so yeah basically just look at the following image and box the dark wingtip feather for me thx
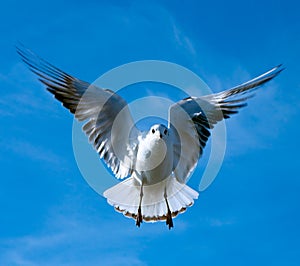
[275,64,285,75]
[264,64,285,80]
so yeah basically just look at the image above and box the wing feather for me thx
[169,65,283,183]
[17,46,140,179]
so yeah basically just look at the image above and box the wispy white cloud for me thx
[206,217,236,227]
[0,138,67,169]
[0,202,151,266]
[0,92,54,117]
[0,62,60,118]
[172,23,196,56]
[190,215,236,228]
[225,81,293,156]
[0,179,196,266]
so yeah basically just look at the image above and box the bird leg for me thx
[136,184,144,227]
[164,188,174,230]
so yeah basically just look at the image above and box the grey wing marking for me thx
[170,65,283,183]
[17,46,140,179]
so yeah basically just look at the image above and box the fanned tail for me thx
[103,176,199,222]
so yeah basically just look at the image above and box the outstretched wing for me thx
[17,46,140,179]
[169,65,284,183]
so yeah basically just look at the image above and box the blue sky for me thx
[0,0,299,265]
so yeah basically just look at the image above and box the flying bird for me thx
[17,46,283,229]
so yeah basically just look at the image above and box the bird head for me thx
[149,124,169,140]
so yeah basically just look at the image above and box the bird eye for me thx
[164,129,167,135]
[152,129,155,134]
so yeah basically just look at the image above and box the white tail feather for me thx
[103,176,199,222]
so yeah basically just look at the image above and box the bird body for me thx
[103,123,198,228]
[135,124,173,185]
[17,46,283,229]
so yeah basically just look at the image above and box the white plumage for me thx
[17,46,283,229]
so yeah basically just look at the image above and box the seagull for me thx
[17,46,283,229]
